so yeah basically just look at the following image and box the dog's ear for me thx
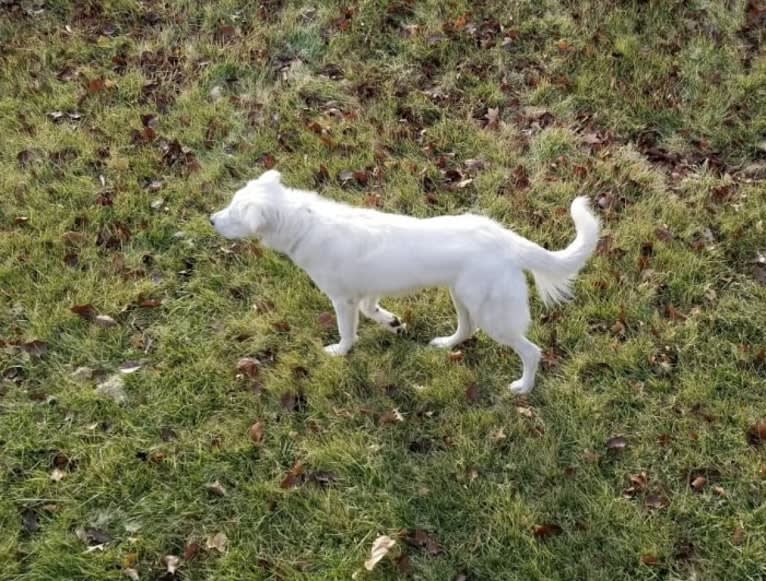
[258,169,281,184]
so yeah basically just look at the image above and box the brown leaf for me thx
[205,480,227,497]
[272,320,290,333]
[214,25,237,44]
[364,193,383,208]
[96,221,132,249]
[315,164,330,186]
[644,494,668,510]
[405,528,443,555]
[236,357,260,379]
[511,164,530,190]
[606,435,627,452]
[448,350,464,362]
[747,420,766,446]
[280,460,306,489]
[655,226,674,242]
[732,526,745,545]
[664,305,687,322]
[86,77,107,94]
[465,383,479,403]
[317,312,336,330]
[20,340,49,357]
[624,471,648,497]
[183,541,201,561]
[280,390,307,413]
[353,169,369,186]
[533,523,562,540]
[249,421,265,445]
[640,554,659,566]
[71,304,98,321]
[379,408,404,425]
[395,553,413,575]
[690,475,706,492]
[261,153,276,169]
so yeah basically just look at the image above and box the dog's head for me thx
[210,170,283,240]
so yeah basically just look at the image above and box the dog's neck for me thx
[257,189,316,262]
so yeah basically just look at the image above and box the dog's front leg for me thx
[323,297,360,356]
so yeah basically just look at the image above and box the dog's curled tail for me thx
[529,196,600,307]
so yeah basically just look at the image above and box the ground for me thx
[1,0,766,579]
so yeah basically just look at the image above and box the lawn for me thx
[1,0,766,579]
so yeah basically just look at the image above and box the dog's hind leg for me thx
[360,297,406,335]
[456,268,541,394]
[324,297,360,356]
[429,289,476,349]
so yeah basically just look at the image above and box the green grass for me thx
[2,0,766,579]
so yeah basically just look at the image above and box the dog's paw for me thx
[429,336,456,349]
[386,317,407,335]
[509,379,533,395]
[323,343,349,356]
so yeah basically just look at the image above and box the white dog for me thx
[210,170,599,394]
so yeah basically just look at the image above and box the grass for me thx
[1,0,766,579]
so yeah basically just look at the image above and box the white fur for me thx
[210,170,600,394]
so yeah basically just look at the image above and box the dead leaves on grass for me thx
[71,304,117,328]
[364,535,396,571]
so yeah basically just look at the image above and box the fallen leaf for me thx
[95,374,127,404]
[379,408,404,425]
[261,153,276,169]
[655,226,674,242]
[280,390,307,412]
[690,475,707,492]
[205,532,228,553]
[624,471,649,497]
[490,427,507,442]
[606,435,627,452]
[76,527,112,546]
[712,485,726,497]
[206,480,227,497]
[280,460,306,489]
[732,526,745,545]
[163,555,180,574]
[118,361,144,374]
[317,312,336,330]
[71,304,98,321]
[236,357,260,379]
[353,169,369,186]
[582,131,603,145]
[747,420,766,446]
[405,528,443,555]
[644,494,668,510]
[533,523,562,540]
[485,107,500,130]
[20,340,49,357]
[69,367,93,381]
[640,554,659,566]
[465,383,479,403]
[94,314,118,328]
[249,421,265,444]
[21,508,40,534]
[183,541,201,561]
[395,553,413,575]
[364,535,396,571]
[50,468,66,482]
